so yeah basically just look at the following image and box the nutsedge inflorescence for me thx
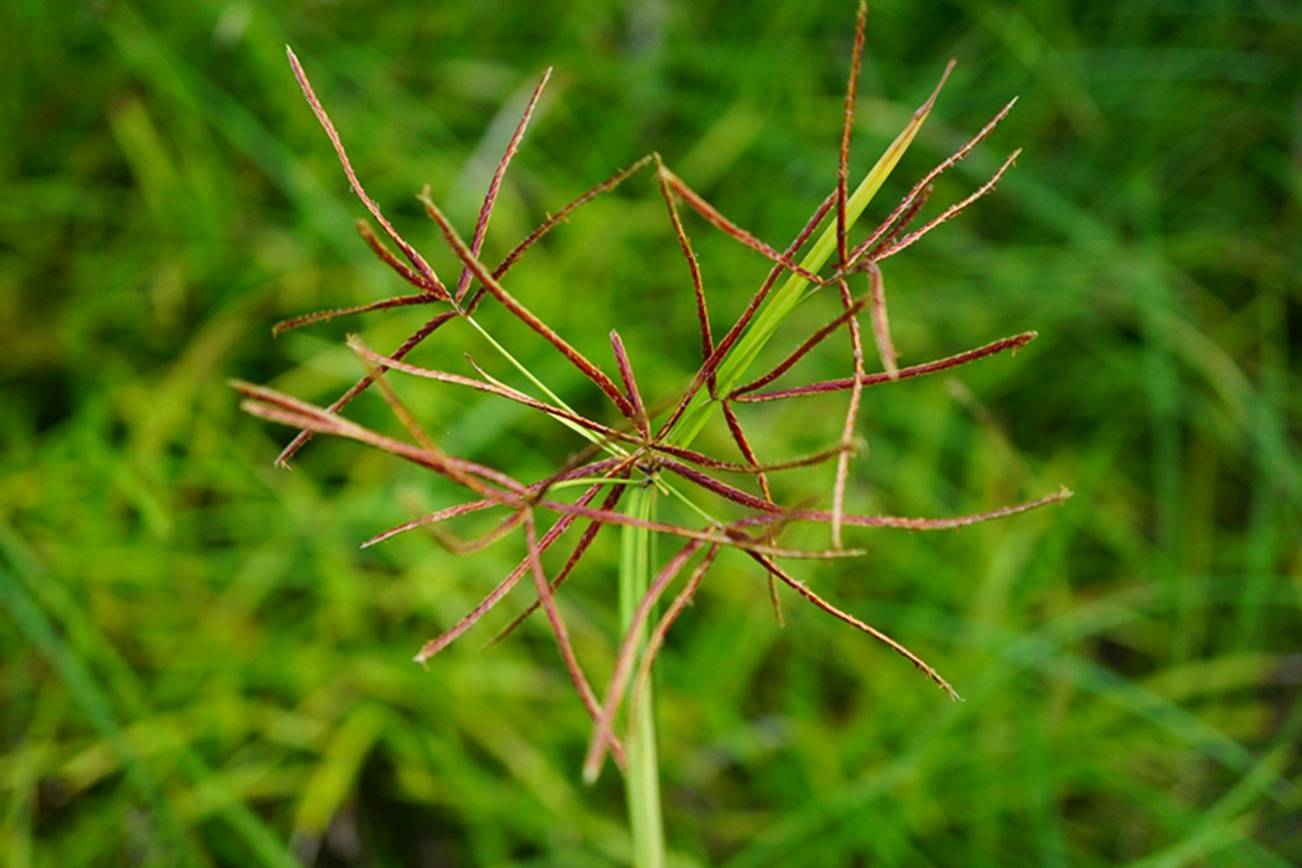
[235,3,1069,783]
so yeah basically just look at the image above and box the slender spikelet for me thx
[873,149,1023,262]
[629,545,720,719]
[846,96,1019,269]
[732,485,1073,532]
[455,68,553,301]
[355,220,440,292]
[658,169,825,286]
[864,262,899,378]
[730,294,872,397]
[829,282,865,550]
[522,511,627,766]
[610,330,650,438]
[494,155,655,277]
[657,458,782,513]
[734,332,1038,402]
[583,539,705,782]
[272,294,437,337]
[361,499,501,550]
[829,2,871,549]
[837,2,869,270]
[286,46,446,296]
[863,183,933,259]
[746,552,959,699]
[655,160,714,384]
[720,401,772,501]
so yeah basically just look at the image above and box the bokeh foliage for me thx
[1,0,1298,864]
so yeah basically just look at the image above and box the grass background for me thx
[2,0,1299,864]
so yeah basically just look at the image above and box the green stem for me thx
[619,485,664,868]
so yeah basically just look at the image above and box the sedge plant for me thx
[236,5,1069,864]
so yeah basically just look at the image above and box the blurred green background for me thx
[2,0,1299,864]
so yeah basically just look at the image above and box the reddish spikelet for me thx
[734,332,1038,403]
[745,552,960,699]
[864,183,933,259]
[355,220,440,293]
[455,68,553,302]
[655,161,714,385]
[235,380,528,498]
[583,539,705,782]
[828,274,866,549]
[733,485,1073,533]
[494,156,655,277]
[729,294,871,398]
[361,499,501,550]
[864,262,899,378]
[272,294,437,336]
[628,543,721,726]
[610,330,650,438]
[846,96,1019,269]
[286,46,446,297]
[720,401,772,502]
[658,169,825,286]
[830,2,870,550]
[873,149,1023,262]
[837,2,868,269]
[658,458,781,513]
[522,511,628,767]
